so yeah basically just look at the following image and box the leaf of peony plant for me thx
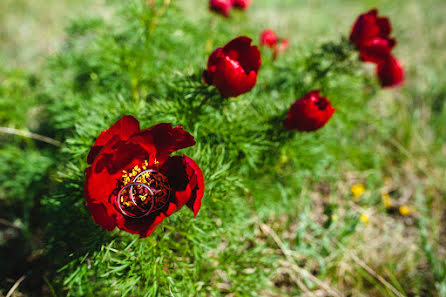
[84,116,204,237]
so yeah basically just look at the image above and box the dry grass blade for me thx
[260,223,344,297]
[329,236,406,297]
[6,275,26,297]
[0,127,61,146]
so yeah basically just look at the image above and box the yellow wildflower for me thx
[351,184,365,199]
[360,213,369,225]
[399,205,411,216]
[381,193,392,209]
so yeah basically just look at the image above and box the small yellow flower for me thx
[212,198,217,202]
[360,213,369,225]
[381,193,392,209]
[399,205,411,216]
[351,184,365,199]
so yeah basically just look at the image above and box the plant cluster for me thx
[1,0,445,296]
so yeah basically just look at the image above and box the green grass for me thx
[0,0,445,296]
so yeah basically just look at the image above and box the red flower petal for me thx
[128,123,195,166]
[212,56,258,97]
[210,0,232,17]
[359,37,393,64]
[223,36,261,73]
[87,115,140,164]
[165,155,205,216]
[377,55,404,87]
[85,164,123,233]
[376,16,392,38]
[118,202,177,237]
[183,156,205,216]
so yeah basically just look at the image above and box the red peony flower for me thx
[260,30,278,48]
[210,0,233,17]
[203,36,261,98]
[260,30,289,60]
[350,9,404,87]
[232,0,251,10]
[284,90,336,132]
[349,9,393,50]
[84,116,205,237]
[377,55,404,87]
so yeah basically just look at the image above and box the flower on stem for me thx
[203,36,261,98]
[260,29,289,59]
[260,30,278,48]
[284,90,336,132]
[210,0,233,17]
[349,9,404,87]
[84,116,204,237]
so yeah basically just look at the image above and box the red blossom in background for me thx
[260,29,289,59]
[260,30,278,48]
[350,9,393,50]
[284,90,336,132]
[210,0,233,17]
[203,36,261,98]
[350,9,404,87]
[232,0,251,10]
[209,0,251,17]
[84,116,204,237]
[377,55,404,87]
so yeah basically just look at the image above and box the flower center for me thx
[116,160,171,218]
[314,97,329,111]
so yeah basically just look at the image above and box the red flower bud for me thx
[260,30,289,60]
[203,36,261,98]
[210,0,233,17]
[260,30,278,48]
[284,90,336,132]
[377,55,404,87]
[84,116,205,237]
[233,0,251,10]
